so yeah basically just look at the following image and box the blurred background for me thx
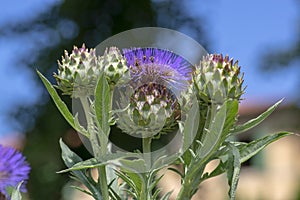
[0,0,299,199]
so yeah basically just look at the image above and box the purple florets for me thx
[123,47,193,92]
[0,144,30,199]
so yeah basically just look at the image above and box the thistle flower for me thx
[54,44,128,97]
[193,54,244,104]
[0,145,30,199]
[115,48,192,137]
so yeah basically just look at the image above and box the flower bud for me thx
[54,44,101,97]
[193,54,244,104]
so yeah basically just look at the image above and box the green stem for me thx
[98,166,110,200]
[140,137,152,200]
[143,137,152,161]
[80,96,110,200]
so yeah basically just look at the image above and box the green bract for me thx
[54,45,128,97]
[193,54,244,104]
[99,47,129,88]
[54,44,101,97]
[116,83,180,138]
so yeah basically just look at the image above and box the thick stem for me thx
[98,166,110,200]
[80,96,109,200]
[142,137,152,163]
[140,137,152,200]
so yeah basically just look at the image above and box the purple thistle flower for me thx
[0,144,30,199]
[115,48,193,137]
[123,47,193,92]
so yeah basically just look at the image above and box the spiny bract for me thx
[193,54,244,104]
[54,44,128,97]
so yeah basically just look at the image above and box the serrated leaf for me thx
[37,71,79,132]
[230,99,283,135]
[59,139,102,199]
[227,143,241,200]
[94,72,111,135]
[239,132,291,163]
[58,151,142,173]
[203,132,291,181]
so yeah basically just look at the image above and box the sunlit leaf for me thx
[59,139,102,199]
[37,71,78,132]
[226,143,240,200]
[239,131,291,163]
[198,102,227,159]
[94,72,111,135]
[230,99,283,135]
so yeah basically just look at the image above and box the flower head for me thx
[115,48,192,137]
[193,54,244,104]
[0,145,30,199]
[123,48,192,92]
[54,44,100,97]
[54,44,128,97]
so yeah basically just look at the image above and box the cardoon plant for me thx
[37,28,291,200]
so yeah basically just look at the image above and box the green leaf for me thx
[125,172,144,192]
[182,98,200,151]
[37,71,79,133]
[94,72,111,135]
[10,181,23,200]
[180,97,200,166]
[227,143,241,200]
[58,151,143,173]
[203,132,291,181]
[239,132,291,163]
[222,100,238,138]
[198,102,227,159]
[230,99,283,135]
[160,191,173,200]
[59,139,102,199]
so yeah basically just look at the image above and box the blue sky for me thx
[195,0,299,105]
[0,0,299,137]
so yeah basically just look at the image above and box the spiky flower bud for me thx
[193,54,244,104]
[54,45,128,97]
[99,47,129,87]
[114,48,192,137]
[54,44,101,97]
[116,82,180,137]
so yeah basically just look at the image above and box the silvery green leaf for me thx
[59,139,102,199]
[203,132,291,180]
[37,70,78,132]
[58,151,142,173]
[222,100,238,138]
[11,181,23,200]
[226,143,241,200]
[182,98,199,164]
[198,102,227,159]
[230,99,283,135]
[239,131,291,163]
[94,72,111,135]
